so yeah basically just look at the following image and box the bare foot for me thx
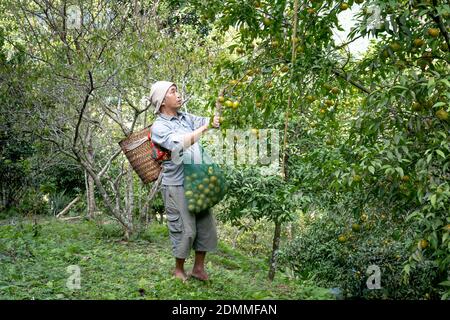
[189,269,209,281]
[173,269,188,282]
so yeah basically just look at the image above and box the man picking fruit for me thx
[148,80,220,282]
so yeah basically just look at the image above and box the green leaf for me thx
[430,194,437,207]
[442,232,448,244]
[432,101,446,108]
[439,280,450,287]
[406,210,421,221]
[440,79,450,88]
[436,150,445,159]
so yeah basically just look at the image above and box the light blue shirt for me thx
[151,111,209,185]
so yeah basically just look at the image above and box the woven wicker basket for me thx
[119,125,170,184]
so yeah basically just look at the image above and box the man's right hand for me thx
[211,115,220,128]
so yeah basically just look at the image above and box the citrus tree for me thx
[185,0,449,295]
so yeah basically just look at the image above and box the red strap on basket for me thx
[148,129,170,161]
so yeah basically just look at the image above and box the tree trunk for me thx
[0,183,5,210]
[267,0,298,282]
[141,172,162,227]
[123,164,134,241]
[86,130,96,218]
[56,196,80,218]
[78,155,133,235]
[87,174,96,216]
[124,163,134,236]
[268,220,282,281]
[232,228,242,249]
[138,183,142,219]
[85,168,96,218]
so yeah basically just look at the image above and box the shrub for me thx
[278,209,444,299]
[16,189,50,216]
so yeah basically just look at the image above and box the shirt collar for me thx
[159,110,185,121]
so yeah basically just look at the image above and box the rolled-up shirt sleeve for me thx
[151,122,183,153]
[186,112,209,130]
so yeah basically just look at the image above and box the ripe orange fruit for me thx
[390,42,401,52]
[263,17,272,26]
[419,239,429,249]
[427,28,439,37]
[351,223,361,232]
[413,38,425,47]
[436,109,448,121]
[340,3,349,10]
[306,95,316,102]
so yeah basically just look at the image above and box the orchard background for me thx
[0,0,449,299]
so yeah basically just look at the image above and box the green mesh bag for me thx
[183,145,227,215]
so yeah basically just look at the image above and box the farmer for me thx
[149,80,220,281]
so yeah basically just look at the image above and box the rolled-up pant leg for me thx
[161,185,217,259]
[193,208,217,253]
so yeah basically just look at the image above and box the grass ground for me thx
[0,216,333,300]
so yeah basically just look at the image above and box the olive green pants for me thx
[161,185,218,259]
